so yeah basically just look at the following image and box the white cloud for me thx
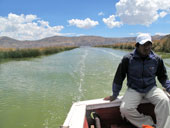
[155,32,170,36]
[38,20,50,27]
[159,11,167,18]
[68,18,99,29]
[129,33,136,36]
[103,15,123,28]
[0,13,64,40]
[115,0,170,26]
[98,12,104,16]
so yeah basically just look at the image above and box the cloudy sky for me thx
[0,0,170,40]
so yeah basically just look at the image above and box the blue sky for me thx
[0,0,170,40]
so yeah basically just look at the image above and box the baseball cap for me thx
[136,33,152,45]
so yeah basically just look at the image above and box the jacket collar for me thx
[132,49,155,59]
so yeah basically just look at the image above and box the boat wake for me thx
[99,49,122,58]
[77,50,88,101]
[71,49,88,102]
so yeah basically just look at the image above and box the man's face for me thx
[138,41,152,56]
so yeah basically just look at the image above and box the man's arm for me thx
[112,56,129,98]
[104,55,129,101]
[156,57,170,93]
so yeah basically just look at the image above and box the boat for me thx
[60,96,156,128]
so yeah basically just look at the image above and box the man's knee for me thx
[120,104,135,116]
[158,95,169,105]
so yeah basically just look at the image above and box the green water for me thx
[0,47,170,128]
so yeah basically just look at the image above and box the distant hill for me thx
[0,35,163,49]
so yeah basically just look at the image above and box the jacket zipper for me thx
[142,60,144,87]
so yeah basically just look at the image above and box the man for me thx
[104,33,170,128]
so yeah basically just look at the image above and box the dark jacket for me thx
[112,49,170,98]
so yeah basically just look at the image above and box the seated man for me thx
[104,33,170,128]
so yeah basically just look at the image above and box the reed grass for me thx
[0,46,77,60]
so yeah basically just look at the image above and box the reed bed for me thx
[0,46,77,60]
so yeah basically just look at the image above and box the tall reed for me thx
[0,46,77,60]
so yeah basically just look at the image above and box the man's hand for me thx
[163,88,170,94]
[163,88,170,98]
[104,96,116,101]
